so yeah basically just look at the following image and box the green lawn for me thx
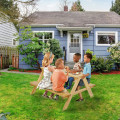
[0,72,120,120]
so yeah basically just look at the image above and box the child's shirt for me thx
[51,69,68,91]
[83,63,91,78]
[73,62,81,70]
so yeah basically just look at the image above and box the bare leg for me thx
[77,86,83,99]
[43,90,48,96]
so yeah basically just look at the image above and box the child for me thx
[51,58,69,100]
[37,52,54,98]
[64,53,82,89]
[76,53,92,101]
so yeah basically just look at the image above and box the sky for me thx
[36,0,115,11]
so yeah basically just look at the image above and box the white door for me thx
[67,32,82,62]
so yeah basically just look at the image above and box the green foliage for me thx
[70,0,84,11]
[86,49,96,63]
[17,26,45,69]
[8,67,17,71]
[110,0,120,15]
[45,39,63,64]
[92,57,114,73]
[0,0,20,29]
[107,42,120,63]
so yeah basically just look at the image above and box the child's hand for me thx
[48,66,55,72]
[81,74,86,79]
[65,66,69,71]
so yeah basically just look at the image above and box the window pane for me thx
[44,32,52,39]
[108,35,115,44]
[13,40,16,45]
[98,35,115,44]
[35,33,43,39]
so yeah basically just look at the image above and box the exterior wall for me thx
[83,27,120,58]
[0,22,18,47]
[19,27,67,69]
[19,26,120,69]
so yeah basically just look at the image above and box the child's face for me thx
[73,55,80,63]
[84,55,90,63]
[58,61,64,69]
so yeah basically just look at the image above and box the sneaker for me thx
[49,95,54,99]
[66,86,71,89]
[76,98,84,102]
[42,94,49,98]
[54,95,59,100]
[64,85,68,88]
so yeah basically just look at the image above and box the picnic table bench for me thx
[30,67,95,111]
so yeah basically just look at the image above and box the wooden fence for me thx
[0,46,19,69]
[12,55,19,69]
[0,54,9,69]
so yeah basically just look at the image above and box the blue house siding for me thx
[83,27,120,58]
[19,26,120,69]
[19,27,67,69]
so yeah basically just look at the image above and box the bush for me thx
[92,57,114,73]
[86,49,96,64]
[43,39,63,64]
[8,67,17,71]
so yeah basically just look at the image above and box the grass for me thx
[0,72,120,120]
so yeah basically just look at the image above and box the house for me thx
[19,10,120,69]
[0,17,18,47]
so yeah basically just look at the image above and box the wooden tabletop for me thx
[68,72,83,78]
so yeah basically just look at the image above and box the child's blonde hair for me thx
[42,52,54,67]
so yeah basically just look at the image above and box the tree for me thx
[0,0,39,30]
[47,39,63,64]
[110,0,120,15]
[70,0,84,11]
[0,0,20,28]
[16,26,45,69]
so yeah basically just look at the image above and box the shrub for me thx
[43,39,63,64]
[86,49,96,64]
[8,67,17,71]
[92,57,114,73]
[107,42,120,63]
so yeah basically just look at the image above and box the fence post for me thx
[1,54,2,69]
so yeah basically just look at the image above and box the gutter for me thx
[56,26,93,31]
[86,24,120,28]
[23,24,64,27]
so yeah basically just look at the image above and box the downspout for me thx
[93,25,95,55]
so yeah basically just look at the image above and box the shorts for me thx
[78,78,90,86]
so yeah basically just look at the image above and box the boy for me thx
[76,53,92,101]
[51,58,69,99]
[64,53,82,89]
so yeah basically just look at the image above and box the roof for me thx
[20,11,120,28]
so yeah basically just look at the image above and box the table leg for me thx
[83,78,93,97]
[63,78,80,111]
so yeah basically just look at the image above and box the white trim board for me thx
[96,31,118,46]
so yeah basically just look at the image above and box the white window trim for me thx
[33,31,54,42]
[96,31,118,46]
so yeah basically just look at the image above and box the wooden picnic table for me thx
[30,68,95,111]
[63,72,95,110]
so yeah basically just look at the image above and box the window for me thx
[34,31,54,43]
[13,39,16,46]
[96,31,118,46]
